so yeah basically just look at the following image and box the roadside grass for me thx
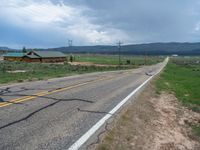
[0,61,135,84]
[156,59,200,108]
[74,54,164,66]
[192,125,200,137]
[156,57,200,137]
[0,55,164,84]
[97,57,200,149]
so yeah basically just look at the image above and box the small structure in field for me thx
[3,51,66,63]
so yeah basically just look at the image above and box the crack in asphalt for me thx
[1,93,94,103]
[0,93,25,105]
[77,108,113,115]
[0,98,93,130]
[0,88,11,95]
[0,79,99,97]
[85,107,124,150]
[0,87,31,95]
[75,107,120,150]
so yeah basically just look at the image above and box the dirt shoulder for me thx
[68,61,117,67]
[69,61,134,67]
[90,80,200,150]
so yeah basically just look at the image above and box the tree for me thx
[22,46,27,53]
[70,55,74,62]
[126,59,131,65]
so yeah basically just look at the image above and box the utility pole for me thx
[144,50,147,65]
[117,41,122,66]
[68,40,73,47]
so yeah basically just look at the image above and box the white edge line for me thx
[68,58,168,150]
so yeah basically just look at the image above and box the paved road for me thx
[0,60,167,150]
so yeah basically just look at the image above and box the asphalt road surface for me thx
[0,60,167,150]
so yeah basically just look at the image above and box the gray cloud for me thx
[61,0,200,43]
[1,0,200,48]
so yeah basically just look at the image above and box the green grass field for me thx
[74,54,164,66]
[0,61,130,84]
[156,57,200,136]
[0,55,164,84]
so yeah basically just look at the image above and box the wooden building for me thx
[3,53,26,61]
[3,51,67,63]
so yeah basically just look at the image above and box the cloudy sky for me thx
[0,0,200,48]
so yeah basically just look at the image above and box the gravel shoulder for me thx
[92,79,200,150]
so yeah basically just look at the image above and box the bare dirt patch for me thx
[150,93,200,150]
[69,61,117,67]
[69,61,93,66]
[7,70,28,73]
[92,81,200,150]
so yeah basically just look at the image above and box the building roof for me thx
[3,51,66,59]
[27,51,66,58]
[24,55,40,58]
[3,53,26,57]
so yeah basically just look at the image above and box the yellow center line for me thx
[0,76,115,108]
[0,91,48,107]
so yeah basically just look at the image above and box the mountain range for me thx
[47,42,200,55]
[1,42,200,55]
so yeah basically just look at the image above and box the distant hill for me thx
[0,47,11,51]
[47,42,200,55]
[0,47,12,54]
[1,42,200,55]
[0,47,18,55]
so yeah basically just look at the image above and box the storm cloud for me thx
[0,0,200,48]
